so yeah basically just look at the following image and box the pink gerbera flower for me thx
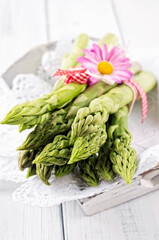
[77,43,133,85]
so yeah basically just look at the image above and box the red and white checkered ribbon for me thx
[124,78,148,123]
[53,67,148,123]
[53,68,89,84]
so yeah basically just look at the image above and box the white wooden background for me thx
[0,0,159,239]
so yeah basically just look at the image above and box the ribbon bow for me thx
[53,68,89,84]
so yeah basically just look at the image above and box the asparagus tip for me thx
[0,120,5,124]
[17,146,22,151]
[67,158,74,165]
[126,179,131,185]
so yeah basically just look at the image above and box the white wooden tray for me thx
[2,43,159,215]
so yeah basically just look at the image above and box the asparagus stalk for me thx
[78,154,99,187]
[96,138,116,181]
[108,106,137,184]
[61,33,89,70]
[36,164,54,185]
[32,135,71,166]
[98,33,119,49]
[55,163,76,177]
[2,82,86,125]
[69,71,157,164]
[1,34,89,127]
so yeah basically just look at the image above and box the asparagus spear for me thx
[108,106,137,184]
[78,154,99,187]
[18,149,37,170]
[61,53,70,70]
[1,34,89,127]
[69,71,157,164]
[61,33,89,70]
[96,138,116,181]
[55,163,76,177]
[70,125,107,163]
[26,164,36,178]
[98,33,119,49]
[32,135,71,166]
[2,82,86,124]
[36,164,54,185]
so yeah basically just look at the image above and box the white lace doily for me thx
[0,40,159,206]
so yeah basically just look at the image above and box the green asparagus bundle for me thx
[78,154,99,187]
[108,106,137,184]
[96,138,116,181]
[1,32,157,189]
[69,71,157,164]
[1,34,89,128]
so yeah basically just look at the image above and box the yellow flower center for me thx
[97,61,113,75]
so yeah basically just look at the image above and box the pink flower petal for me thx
[109,51,126,64]
[77,56,90,64]
[113,70,133,80]
[77,56,96,66]
[113,63,131,71]
[111,74,127,83]
[92,43,103,62]
[90,49,100,62]
[107,47,123,61]
[102,44,108,61]
[114,57,130,64]
[113,59,131,69]
[83,49,98,64]
[77,57,97,71]
[114,78,122,84]
[110,52,125,64]
[88,76,99,86]
[113,62,131,69]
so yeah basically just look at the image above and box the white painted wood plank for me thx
[0,0,47,75]
[47,0,120,41]
[63,191,159,240]
[0,2,63,239]
[0,181,63,240]
[113,0,159,48]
